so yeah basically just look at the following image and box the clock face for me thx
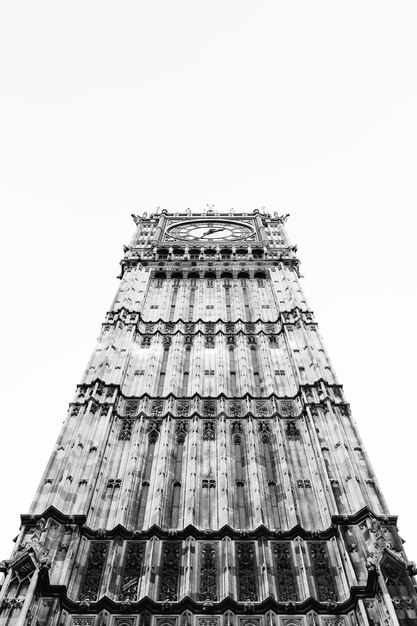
[166,221,254,241]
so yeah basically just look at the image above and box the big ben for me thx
[0,208,416,626]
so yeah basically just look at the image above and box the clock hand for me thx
[203,228,225,236]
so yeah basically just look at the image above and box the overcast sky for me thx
[0,1,416,564]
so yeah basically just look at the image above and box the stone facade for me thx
[0,209,416,626]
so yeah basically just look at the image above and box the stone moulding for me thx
[106,410,344,422]
[74,381,347,407]
[20,506,398,540]
[119,259,301,278]
[36,576,378,616]
[101,314,316,329]
[79,375,339,391]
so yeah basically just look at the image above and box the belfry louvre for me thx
[1,209,416,626]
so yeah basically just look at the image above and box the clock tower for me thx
[1,208,416,626]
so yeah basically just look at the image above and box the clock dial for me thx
[167,221,254,241]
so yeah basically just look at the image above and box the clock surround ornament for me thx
[166,220,255,242]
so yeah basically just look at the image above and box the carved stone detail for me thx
[176,420,187,443]
[239,619,260,626]
[324,619,344,626]
[125,400,139,416]
[258,420,270,443]
[280,400,294,416]
[177,401,190,416]
[156,620,177,626]
[148,419,160,442]
[203,421,215,441]
[272,543,298,600]
[308,542,337,601]
[199,543,217,600]
[229,401,242,416]
[232,421,243,443]
[198,619,219,626]
[119,542,145,601]
[236,543,258,601]
[151,400,164,416]
[79,542,108,601]
[202,478,216,488]
[286,420,300,441]
[159,543,181,601]
[203,401,216,417]
[255,401,268,416]
[118,419,133,441]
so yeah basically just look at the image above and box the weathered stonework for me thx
[0,209,416,626]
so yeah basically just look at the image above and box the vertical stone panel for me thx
[79,542,109,601]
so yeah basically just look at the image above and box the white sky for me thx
[0,1,416,564]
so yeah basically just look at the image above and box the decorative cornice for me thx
[121,256,301,269]
[108,311,314,322]
[106,308,315,322]
[102,321,317,333]
[131,210,288,220]
[101,327,317,338]
[128,245,292,254]
[109,409,345,423]
[21,507,87,527]
[38,576,377,616]
[73,384,347,408]
[79,376,341,393]
[21,506,398,535]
